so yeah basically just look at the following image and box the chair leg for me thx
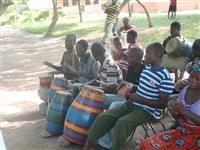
[129,127,137,142]
[147,120,167,136]
[158,120,167,131]
[142,123,149,138]
[148,122,157,135]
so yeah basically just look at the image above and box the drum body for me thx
[166,37,192,58]
[39,74,53,88]
[63,85,104,145]
[48,77,67,103]
[46,90,73,136]
[38,74,53,101]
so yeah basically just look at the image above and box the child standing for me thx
[168,0,177,19]
[102,0,120,44]
[117,17,135,36]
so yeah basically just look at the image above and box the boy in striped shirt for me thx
[102,0,120,44]
[90,42,123,91]
[83,42,174,150]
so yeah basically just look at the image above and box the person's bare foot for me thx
[40,130,52,138]
[57,135,71,147]
[83,139,94,150]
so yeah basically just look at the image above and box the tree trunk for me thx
[77,0,83,22]
[120,0,133,17]
[45,0,58,37]
[0,0,13,17]
[128,0,133,17]
[120,0,128,12]
[136,0,153,27]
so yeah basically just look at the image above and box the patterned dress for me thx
[140,86,200,150]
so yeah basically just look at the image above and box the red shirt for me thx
[113,48,128,61]
[170,0,177,5]
[129,42,141,48]
[123,24,134,31]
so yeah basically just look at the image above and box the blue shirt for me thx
[133,65,174,119]
[79,53,100,83]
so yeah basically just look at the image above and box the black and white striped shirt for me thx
[100,56,123,87]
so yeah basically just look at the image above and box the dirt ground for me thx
[0,26,174,150]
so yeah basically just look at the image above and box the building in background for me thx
[28,0,199,13]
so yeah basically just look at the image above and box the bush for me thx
[34,10,50,21]
[58,9,66,17]
[0,14,16,25]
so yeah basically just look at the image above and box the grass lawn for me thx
[16,13,200,46]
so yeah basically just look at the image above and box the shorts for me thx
[169,5,177,12]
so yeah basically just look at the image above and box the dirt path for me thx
[0,26,174,150]
[0,26,76,150]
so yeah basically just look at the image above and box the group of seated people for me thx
[41,19,200,150]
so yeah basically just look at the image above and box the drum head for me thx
[166,37,182,54]
[39,74,53,80]
[82,85,104,94]
[56,90,70,96]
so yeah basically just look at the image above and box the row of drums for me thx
[38,74,105,145]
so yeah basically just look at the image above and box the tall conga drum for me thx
[63,85,105,145]
[46,90,73,136]
[48,77,67,104]
[166,37,192,58]
[38,74,53,102]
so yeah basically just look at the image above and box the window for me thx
[85,0,90,5]
[63,0,68,6]
[72,0,77,5]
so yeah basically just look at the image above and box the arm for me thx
[129,92,170,109]
[117,27,124,35]
[43,52,65,72]
[74,55,80,72]
[87,59,100,80]
[168,101,200,126]
[43,61,63,72]
[182,109,200,126]
[163,36,171,48]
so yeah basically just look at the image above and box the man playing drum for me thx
[103,46,145,109]
[89,42,123,93]
[43,33,80,80]
[75,39,100,83]
[163,21,183,48]
[162,21,192,80]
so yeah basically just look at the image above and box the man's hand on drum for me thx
[87,78,100,86]
[103,83,118,93]
[43,61,54,68]
[116,82,125,91]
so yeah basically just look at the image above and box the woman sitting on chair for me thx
[140,61,200,149]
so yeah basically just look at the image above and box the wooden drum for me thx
[38,74,53,102]
[63,85,105,145]
[46,90,73,136]
[48,77,67,103]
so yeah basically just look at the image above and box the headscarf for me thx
[192,60,200,73]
